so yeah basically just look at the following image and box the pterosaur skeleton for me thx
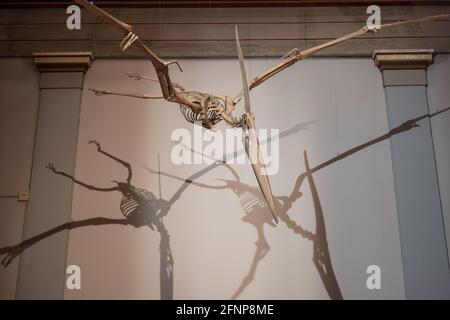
[74,0,450,223]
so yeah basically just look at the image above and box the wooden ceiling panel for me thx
[1,0,450,8]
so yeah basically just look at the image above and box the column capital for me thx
[372,49,434,71]
[32,52,94,73]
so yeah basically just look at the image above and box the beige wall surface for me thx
[63,57,405,299]
[2,55,448,300]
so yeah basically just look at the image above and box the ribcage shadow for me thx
[1,109,446,299]
[0,120,313,298]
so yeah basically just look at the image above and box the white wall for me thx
[1,56,448,300]
[63,57,405,299]
[427,54,450,265]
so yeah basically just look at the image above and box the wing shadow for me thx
[148,109,448,299]
[1,109,445,299]
[0,120,313,299]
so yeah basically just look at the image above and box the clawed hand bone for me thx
[89,88,110,96]
[127,72,143,80]
[127,72,158,82]
[281,48,300,60]
[88,140,102,151]
[120,32,139,51]
[165,60,183,73]
[1,245,23,267]
[365,25,380,33]
[45,162,57,172]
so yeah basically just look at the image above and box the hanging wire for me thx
[158,153,162,199]
[333,64,339,156]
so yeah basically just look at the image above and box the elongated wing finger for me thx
[74,0,167,71]
[233,12,450,102]
[244,118,279,223]
[235,26,251,114]
[235,26,279,223]
[74,0,132,33]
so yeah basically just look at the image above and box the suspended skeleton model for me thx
[74,0,450,223]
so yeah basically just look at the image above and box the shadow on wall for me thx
[0,108,448,299]
[150,150,342,300]
[0,120,311,300]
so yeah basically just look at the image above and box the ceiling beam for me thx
[1,0,450,8]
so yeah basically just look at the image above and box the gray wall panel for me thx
[0,58,39,299]
[0,58,39,195]
[427,54,450,270]
[17,88,81,299]
[0,199,27,299]
[385,85,450,299]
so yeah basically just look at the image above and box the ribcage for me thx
[120,187,157,218]
[239,187,267,215]
[179,104,221,124]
